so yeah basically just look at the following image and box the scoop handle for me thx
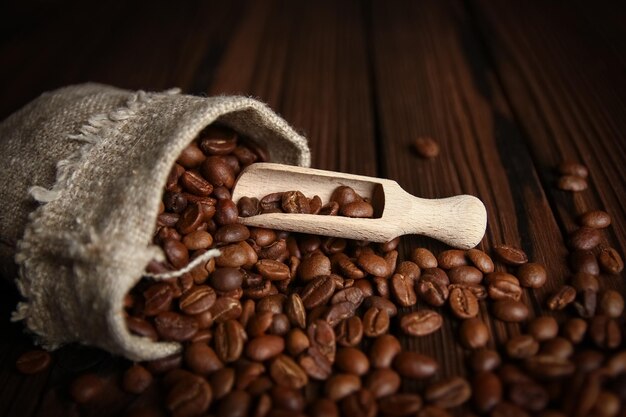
[403,193,487,249]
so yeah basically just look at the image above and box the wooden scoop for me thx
[231,163,487,249]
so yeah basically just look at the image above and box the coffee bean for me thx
[492,300,529,322]
[447,265,483,285]
[163,239,189,269]
[506,335,539,359]
[155,311,199,341]
[570,250,600,275]
[599,247,624,274]
[488,273,522,301]
[467,248,495,273]
[390,273,417,307]
[341,201,374,218]
[379,393,424,415]
[324,301,356,327]
[589,315,621,349]
[599,290,624,318]
[177,203,206,235]
[199,126,237,154]
[210,297,242,323]
[325,373,362,401]
[412,137,440,158]
[400,310,442,337]
[281,191,311,214]
[166,374,212,416]
[341,389,377,417]
[336,316,363,347]
[494,245,528,265]
[126,316,158,341]
[363,295,398,317]
[245,335,285,361]
[214,319,246,363]
[215,390,250,417]
[459,317,489,349]
[365,368,401,398]
[528,316,558,341]
[181,170,213,196]
[562,317,588,344]
[490,401,531,417]
[363,306,390,337]
[606,351,626,377]
[540,337,573,359]
[357,252,389,277]
[185,342,223,374]
[270,385,305,411]
[370,334,402,369]
[122,364,153,394]
[517,262,547,288]
[214,199,239,225]
[393,351,438,379]
[579,210,611,228]
[256,259,290,281]
[416,274,449,307]
[270,354,308,388]
[472,371,502,413]
[234,361,264,391]
[307,319,336,362]
[309,398,340,417]
[509,381,548,412]
[216,243,250,268]
[558,161,588,178]
[179,285,216,315]
[424,376,471,408]
[469,349,501,373]
[524,355,575,378]
[214,224,249,244]
[557,175,587,191]
[436,249,467,269]
[411,248,437,269]
[570,227,602,250]
[146,353,182,374]
[300,275,335,309]
[299,347,332,380]
[335,347,370,376]
[298,253,332,281]
[201,155,235,189]
[237,196,260,217]
[547,285,576,311]
[591,391,620,417]
[177,143,206,168]
[449,287,479,319]
[210,267,244,292]
[70,373,105,403]
[15,350,52,375]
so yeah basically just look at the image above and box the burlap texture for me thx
[0,83,310,361]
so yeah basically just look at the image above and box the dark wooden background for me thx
[1,0,625,416]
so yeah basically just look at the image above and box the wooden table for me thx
[1,1,625,415]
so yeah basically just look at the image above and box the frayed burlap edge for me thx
[11,84,310,361]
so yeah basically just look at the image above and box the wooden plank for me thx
[369,0,572,382]
[469,0,626,291]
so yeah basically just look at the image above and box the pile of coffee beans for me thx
[14,125,626,417]
[240,187,375,219]
[556,161,589,191]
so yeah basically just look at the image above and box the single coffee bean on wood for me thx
[569,227,602,250]
[493,245,528,265]
[412,137,440,158]
[517,262,547,288]
[579,210,611,228]
[15,350,52,375]
[598,247,624,274]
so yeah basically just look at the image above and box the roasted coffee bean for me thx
[472,371,502,413]
[270,354,308,388]
[574,288,597,318]
[177,143,206,168]
[163,239,189,269]
[591,391,620,417]
[329,186,361,207]
[363,306,390,337]
[341,200,374,218]
[357,251,389,277]
[245,335,285,361]
[606,351,626,377]
[325,373,362,401]
[562,317,588,344]
[492,300,529,322]
[284,293,306,329]
[331,287,364,308]
[336,316,363,347]
[437,249,468,270]
[319,201,340,215]
[199,126,237,154]
[509,381,548,412]
[579,210,610,228]
[395,261,421,281]
[214,224,250,244]
[214,320,246,363]
[281,191,310,214]
[237,196,260,217]
[324,301,356,327]
[379,393,424,415]
[216,243,250,268]
[372,276,389,297]
[298,253,331,281]
[447,265,483,285]
[214,198,239,225]
[540,337,573,359]
[166,163,185,191]
[393,351,438,379]
[15,350,52,375]
[424,376,471,408]
[177,203,206,235]
[300,275,335,309]
[166,374,212,416]
[547,285,576,310]
[390,273,417,306]
[370,334,402,368]
[201,155,235,189]
[307,319,336,362]
[557,175,587,191]
[599,247,624,274]
[363,296,398,317]
[299,347,332,380]
[570,250,600,275]
[122,364,153,394]
[400,310,442,337]
[270,385,305,411]
[570,227,602,250]
[270,313,291,336]
[517,262,547,288]
[126,316,158,341]
[528,316,558,341]
[459,317,489,349]
[164,191,189,214]
[365,368,401,398]
[184,342,223,374]
[215,390,250,417]
[234,361,265,391]
[309,398,340,417]
[255,259,290,281]
[411,248,438,269]
[490,401,531,417]
[210,297,242,322]
[599,290,624,318]
[179,285,216,315]
[469,349,501,373]
[141,283,173,316]
[449,286,479,319]
[412,136,440,158]
[589,315,621,349]
[181,170,213,196]
[335,347,370,376]
[416,274,449,307]
[210,268,244,292]
[145,353,182,374]
[333,253,366,279]
[70,373,105,404]
[506,335,539,359]
[573,349,605,373]
[212,186,231,200]
[494,245,528,265]
[182,230,213,250]
[558,161,588,178]
[155,311,198,341]
[341,389,378,417]
[450,283,487,300]
[467,248,495,273]
[524,355,575,378]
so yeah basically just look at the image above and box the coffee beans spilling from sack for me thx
[15,124,626,416]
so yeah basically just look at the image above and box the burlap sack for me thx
[0,83,310,361]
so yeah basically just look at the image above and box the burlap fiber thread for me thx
[0,83,310,361]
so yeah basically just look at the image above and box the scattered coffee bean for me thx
[70,373,105,403]
[517,262,547,288]
[393,351,438,379]
[493,245,528,265]
[569,227,602,250]
[459,317,489,349]
[412,137,440,158]
[400,310,443,337]
[492,299,529,322]
[15,350,52,375]
[528,316,558,341]
[123,364,153,394]
[598,247,624,274]
[449,286,479,319]
[424,376,471,408]
[557,175,588,191]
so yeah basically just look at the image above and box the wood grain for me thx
[0,0,624,415]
